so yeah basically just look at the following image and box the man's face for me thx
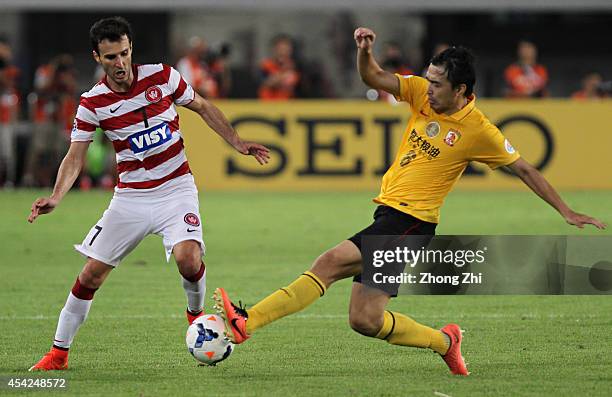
[584,73,602,91]
[189,37,207,59]
[518,41,537,64]
[425,64,461,114]
[94,35,132,87]
[273,39,293,61]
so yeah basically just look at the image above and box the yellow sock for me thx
[246,271,326,334]
[375,311,449,355]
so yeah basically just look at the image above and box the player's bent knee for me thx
[79,259,113,289]
[348,310,384,337]
[176,258,201,279]
[310,250,350,285]
[174,243,202,278]
[175,250,200,267]
[348,315,381,337]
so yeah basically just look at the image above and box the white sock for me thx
[53,292,93,349]
[183,268,206,313]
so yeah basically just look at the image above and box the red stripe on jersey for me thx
[79,97,98,113]
[117,161,191,189]
[99,96,173,131]
[122,67,169,98]
[162,64,172,84]
[174,76,188,100]
[112,138,131,153]
[75,118,97,131]
[168,114,179,131]
[116,138,184,173]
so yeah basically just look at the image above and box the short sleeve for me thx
[469,122,521,169]
[168,66,195,106]
[70,97,99,142]
[394,74,429,108]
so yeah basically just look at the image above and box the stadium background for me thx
[0,1,611,189]
[0,1,610,396]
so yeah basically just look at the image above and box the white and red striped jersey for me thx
[71,63,196,194]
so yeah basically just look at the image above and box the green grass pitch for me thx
[0,189,611,396]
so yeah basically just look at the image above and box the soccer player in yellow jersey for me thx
[214,27,606,376]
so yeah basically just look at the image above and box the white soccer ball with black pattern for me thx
[186,314,234,365]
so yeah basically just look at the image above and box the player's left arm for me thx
[506,158,606,229]
[184,93,270,165]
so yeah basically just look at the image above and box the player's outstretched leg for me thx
[214,240,361,343]
[174,241,207,325]
[349,282,468,376]
[30,259,112,371]
[213,270,326,343]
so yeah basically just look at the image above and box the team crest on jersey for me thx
[145,86,162,103]
[444,129,461,147]
[504,138,516,154]
[425,122,440,138]
[184,213,200,227]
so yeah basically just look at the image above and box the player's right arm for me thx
[28,141,90,223]
[506,158,606,230]
[354,27,400,97]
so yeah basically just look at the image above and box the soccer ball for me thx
[185,314,234,366]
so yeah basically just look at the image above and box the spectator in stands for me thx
[205,42,232,98]
[381,41,414,76]
[572,72,608,100]
[377,41,414,102]
[258,34,300,100]
[504,40,548,98]
[296,59,334,98]
[0,36,20,187]
[176,36,220,98]
[23,54,77,186]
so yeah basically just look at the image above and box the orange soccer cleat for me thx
[212,288,250,344]
[440,323,469,376]
[29,347,69,372]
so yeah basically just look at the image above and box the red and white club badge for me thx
[444,130,462,147]
[145,86,162,103]
[184,213,200,227]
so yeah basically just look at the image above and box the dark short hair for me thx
[430,46,476,97]
[271,34,292,47]
[90,16,133,54]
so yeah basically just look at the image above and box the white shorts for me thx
[74,189,205,267]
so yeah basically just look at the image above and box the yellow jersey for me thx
[374,75,520,223]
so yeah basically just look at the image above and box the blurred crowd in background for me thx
[0,10,610,189]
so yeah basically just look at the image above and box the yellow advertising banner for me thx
[179,100,612,191]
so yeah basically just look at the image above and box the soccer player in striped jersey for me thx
[27,16,269,371]
[213,27,606,376]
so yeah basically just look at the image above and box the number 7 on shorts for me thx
[89,225,103,246]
